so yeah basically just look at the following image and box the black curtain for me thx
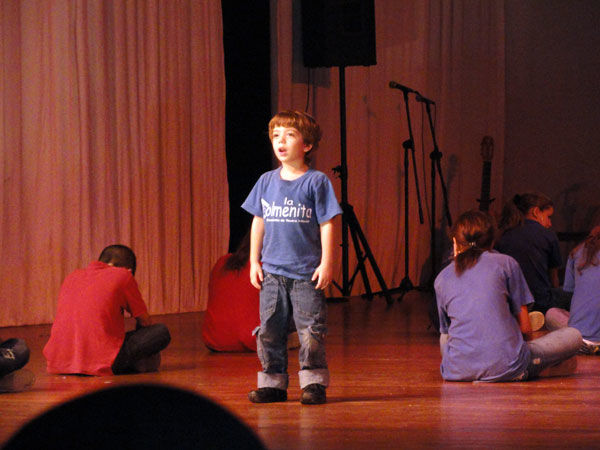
[221,1,273,252]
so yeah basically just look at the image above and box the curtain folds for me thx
[272,0,505,294]
[0,0,228,326]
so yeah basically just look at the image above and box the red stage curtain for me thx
[0,0,228,326]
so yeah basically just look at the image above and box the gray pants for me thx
[545,307,570,331]
[525,327,582,379]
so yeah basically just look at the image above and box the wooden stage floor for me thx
[2,291,600,449]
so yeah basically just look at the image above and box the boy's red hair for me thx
[268,110,322,161]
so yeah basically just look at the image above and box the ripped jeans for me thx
[254,272,329,390]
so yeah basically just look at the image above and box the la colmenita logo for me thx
[261,198,312,223]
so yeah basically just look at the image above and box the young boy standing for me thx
[242,110,342,404]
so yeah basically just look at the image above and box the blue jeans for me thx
[525,327,581,379]
[255,272,329,390]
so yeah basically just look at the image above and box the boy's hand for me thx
[250,262,264,290]
[312,263,332,290]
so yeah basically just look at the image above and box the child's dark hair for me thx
[98,244,137,275]
[268,110,322,162]
[223,231,251,272]
[571,225,600,274]
[498,192,553,232]
[452,210,496,276]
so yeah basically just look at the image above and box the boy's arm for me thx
[122,277,152,328]
[312,218,336,290]
[249,216,265,289]
[517,305,533,340]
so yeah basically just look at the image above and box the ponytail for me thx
[454,245,486,276]
[499,192,553,233]
[452,210,496,276]
[498,195,524,232]
[572,225,600,273]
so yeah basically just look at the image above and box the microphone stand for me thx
[418,95,452,286]
[388,85,425,302]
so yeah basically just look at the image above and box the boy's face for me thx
[271,126,312,165]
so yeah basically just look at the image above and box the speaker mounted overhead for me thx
[301,0,377,68]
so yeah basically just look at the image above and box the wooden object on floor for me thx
[2,292,600,448]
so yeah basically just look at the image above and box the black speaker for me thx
[301,0,377,68]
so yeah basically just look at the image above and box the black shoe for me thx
[301,384,326,405]
[248,387,287,403]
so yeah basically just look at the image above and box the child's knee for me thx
[298,324,327,349]
[154,324,171,348]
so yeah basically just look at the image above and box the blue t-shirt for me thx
[241,168,342,280]
[434,251,534,381]
[565,246,600,341]
[495,219,562,311]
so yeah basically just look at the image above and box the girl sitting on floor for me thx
[495,192,571,329]
[545,226,600,354]
[435,210,581,382]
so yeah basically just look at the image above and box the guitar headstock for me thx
[480,136,494,162]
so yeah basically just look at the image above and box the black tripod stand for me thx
[417,94,452,286]
[330,66,393,305]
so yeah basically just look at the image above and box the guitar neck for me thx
[478,161,492,212]
[477,136,494,213]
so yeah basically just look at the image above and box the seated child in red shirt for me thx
[44,245,171,376]
[202,232,299,352]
